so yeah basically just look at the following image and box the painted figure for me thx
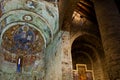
[14,25,35,51]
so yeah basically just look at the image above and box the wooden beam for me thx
[76,6,97,24]
[78,2,95,16]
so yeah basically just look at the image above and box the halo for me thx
[21,25,29,32]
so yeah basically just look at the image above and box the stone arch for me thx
[71,31,105,59]
[71,32,105,80]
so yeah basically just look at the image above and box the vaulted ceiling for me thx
[64,0,104,68]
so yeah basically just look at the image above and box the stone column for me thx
[61,22,73,80]
[93,0,120,80]
[61,31,73,80]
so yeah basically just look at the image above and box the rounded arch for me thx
[71,33,105,80]
[72,50,93,69]
[71,31,105,59]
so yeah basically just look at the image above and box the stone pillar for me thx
[61,30,73,80]
[93,0,120,80]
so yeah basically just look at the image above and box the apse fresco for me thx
[0,0,59,80]
[2,24,44,64]
[73,64,94,80]
[2,24,43,54]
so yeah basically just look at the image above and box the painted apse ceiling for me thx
[0,0,58,79]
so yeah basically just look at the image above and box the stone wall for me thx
[61,31,73,80]
[93,0,120,79]
[45,32,62,80]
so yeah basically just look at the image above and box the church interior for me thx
[0,0,120,80]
